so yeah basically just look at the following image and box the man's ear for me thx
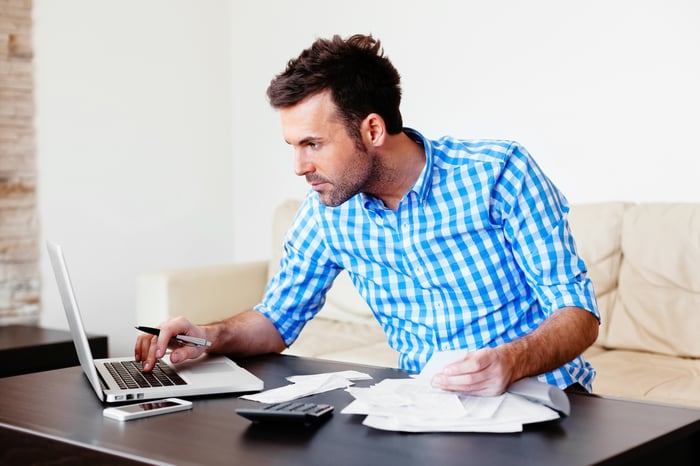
[361,113,386,148]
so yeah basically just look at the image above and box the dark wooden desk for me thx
[0,354,698,465]
[0,325,108,377]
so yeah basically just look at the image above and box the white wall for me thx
[34,0,234,355]
[34,1,699,355]
[231,0,700,263]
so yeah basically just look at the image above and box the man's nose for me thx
[293,149,314,177]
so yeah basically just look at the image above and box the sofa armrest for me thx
[136,261,268,326]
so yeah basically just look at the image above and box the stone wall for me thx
[0,0,39,324]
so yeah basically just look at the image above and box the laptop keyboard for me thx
[104,360,187,390]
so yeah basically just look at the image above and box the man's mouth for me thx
[307,176,329,190]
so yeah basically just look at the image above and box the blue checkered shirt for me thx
[256,129,599,390]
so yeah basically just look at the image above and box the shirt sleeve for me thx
[254,195,342,346]
[489,143,600,320]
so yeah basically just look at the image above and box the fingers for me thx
[134,317,206,372]
[430,348,511,396]
[134,334,158,371]
[432,372,497,396]
[168,342,205,364]
[134,334,155,362]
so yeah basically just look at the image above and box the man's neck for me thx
[365,131,426,210]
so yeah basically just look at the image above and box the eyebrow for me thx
[287,136,321,146]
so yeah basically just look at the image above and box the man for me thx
[136,34,599,396]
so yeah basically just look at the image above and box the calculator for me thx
[235,402,334,426]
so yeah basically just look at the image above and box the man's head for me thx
[278,88,381,207]
[267,34,403,146]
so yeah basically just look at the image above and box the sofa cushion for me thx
[605,204,700,358]
[282,317,399,368]
[567,202,627,347]
[585,349,700,408]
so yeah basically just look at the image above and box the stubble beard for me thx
[312,148,377,208]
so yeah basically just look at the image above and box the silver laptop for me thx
[47,241,263,403]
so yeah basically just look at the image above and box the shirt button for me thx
[435,301,444,309]
[441,342,451,351]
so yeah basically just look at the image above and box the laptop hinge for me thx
[95,366,109,391]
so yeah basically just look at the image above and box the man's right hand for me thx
[134,316,209,372]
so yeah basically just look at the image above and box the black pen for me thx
[135,326,212,347]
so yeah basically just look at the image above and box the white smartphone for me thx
[103,398,193,421]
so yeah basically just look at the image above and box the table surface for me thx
[0,353,698,466]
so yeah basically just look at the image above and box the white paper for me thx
[286,370,372,384]
[360,392,560,433]
[415,348,469,381]
[345,378,471,420]
[416,349,570,415]
[341,371,567,433]
[508,377,570,416]
[362,413,524,433]
[241,370,371,403]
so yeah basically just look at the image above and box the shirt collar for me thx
[403,128,433,205]
[359,127,433,210]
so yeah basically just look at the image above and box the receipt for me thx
[415,349,469,381]
[241,370,371,404]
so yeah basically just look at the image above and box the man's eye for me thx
[308,142,318,149]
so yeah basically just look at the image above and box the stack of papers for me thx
[341,348,570,433]
[342,377,567,433]
[241,349,571,433]
[241,370,372,403]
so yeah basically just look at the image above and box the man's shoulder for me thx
[430,136,524,164]
[405,128,528,168]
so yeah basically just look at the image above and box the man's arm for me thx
[431,306,599,396]
[204,310,287,356]
[135,310,286,372]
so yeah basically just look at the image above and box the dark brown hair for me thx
[267,34,403,141]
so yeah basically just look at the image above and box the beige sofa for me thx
[137,200,700,408]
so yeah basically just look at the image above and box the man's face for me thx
[280,91,375,207]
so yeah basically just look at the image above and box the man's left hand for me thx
[430,346,515,396]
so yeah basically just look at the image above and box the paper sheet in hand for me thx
[416,348,470,381]
[417,349,570,416]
